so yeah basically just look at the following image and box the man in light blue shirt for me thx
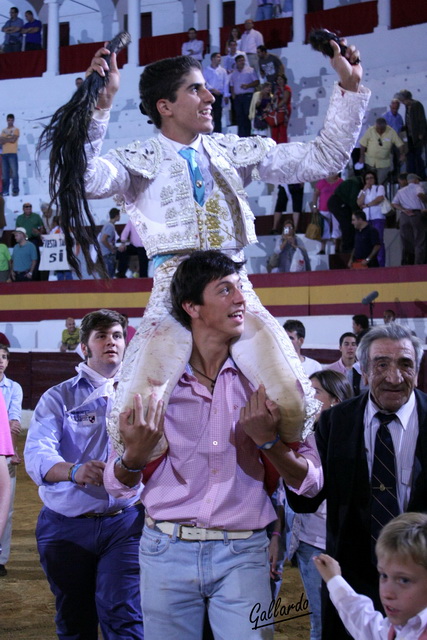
[24,309,144,640]
[203,53,229,133]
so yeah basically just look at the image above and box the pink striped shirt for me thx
[104,359,278,529]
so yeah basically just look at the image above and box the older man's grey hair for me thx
[356,323,424,374]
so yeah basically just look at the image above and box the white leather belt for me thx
[145,516,254,541]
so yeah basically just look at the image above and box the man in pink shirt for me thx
[104,249,322,640]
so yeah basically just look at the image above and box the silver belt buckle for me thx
[179,524,207,541]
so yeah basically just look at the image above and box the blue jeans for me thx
[139,524,273,639]
[2,153,19,195]
[102,252,117,278]
[296,541,324,640]
[36,504,145,640]
[256,4,274,20]
[234,94,253,138]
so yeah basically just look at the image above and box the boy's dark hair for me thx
[139,56,202,129]
[283,319,305,339]
[171,250,245,330]
[0,344,10,358]
[353,209,367,222]
[6,113,14,120]
[79,309,127,346]
[352,314,369,330]
[339,331,357,346]
[109,207,120,220]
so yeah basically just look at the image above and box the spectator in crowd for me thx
[203,53,229,133]
[181,27,204,61]
[16,203,45,245]
[328,175,364,252]
[356,170,386,267]
[40,203,55,234]
[382,98,404,134]
[359,117,406,185]
[250,81,273,135]
[268,219,311,272]
[222,39,247,74]
[10,227,37,282]
[229,55,259,137]
[280,369,353,640]
[392,173,427,265]
[225,27,241,51]
[75,77,84,89]
[312,173,343,254]
[257,45,284,87]
[0,344,23,577]
[269,73,291,144]
[21,10,42,51]
[383,309,396,324]
[0,114,20,197]
[256,0,275,21]
[314,512,427,640]
[0,241,11,282]
[284,319,322,377]
[16,203,45,279]
[0,195,5,234]
[240,19,264,71]
[1,7,23,53]
[327,332,361,396]
[116,219,148,278]
[24,309,144,639]
[0,392,13,540]
[348,210,381,269]
[383,98,405,180]
[99,207,120,278]
[352,313,370,344]
[271,183,304,234]
[286,323,427,640]
[395,89,427,180]
[60,317,80,353]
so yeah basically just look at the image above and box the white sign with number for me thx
[39,234,71,270]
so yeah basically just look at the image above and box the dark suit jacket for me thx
[286,389,427,640]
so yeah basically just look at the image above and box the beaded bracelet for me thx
[68,463,83,484]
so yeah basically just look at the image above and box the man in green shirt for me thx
[15,203,45,243]
[0,242,11,282]
[15,203,45,280]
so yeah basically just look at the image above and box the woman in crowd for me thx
[356,170,386,266]
[268,73,292,144]
[312,173,343,254]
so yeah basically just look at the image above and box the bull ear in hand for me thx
[36,31,131,278]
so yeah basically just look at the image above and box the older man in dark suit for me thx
[286,323,427,640]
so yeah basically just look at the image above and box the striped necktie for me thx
[179,147,205,205]
[371,412,399,555]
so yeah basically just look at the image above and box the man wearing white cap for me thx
[10,227,37,281]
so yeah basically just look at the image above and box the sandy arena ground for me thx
[1,434,311,639]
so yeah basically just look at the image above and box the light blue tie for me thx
[179,147,205,205]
